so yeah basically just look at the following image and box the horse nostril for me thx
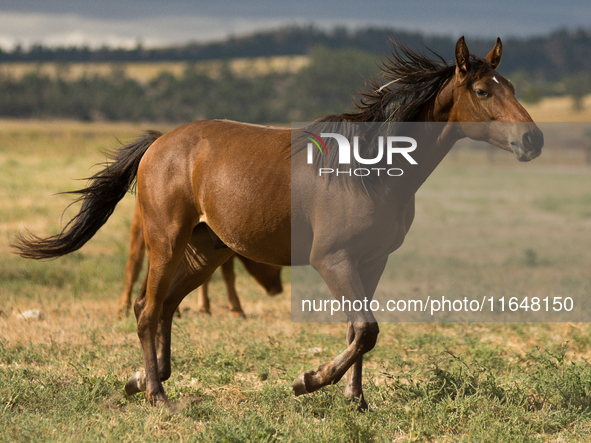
[522,129,544,151]
[523,132,533,149]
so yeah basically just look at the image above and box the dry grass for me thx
[525,95,591,122]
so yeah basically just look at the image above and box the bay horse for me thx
[117,200,283,318]
[12,36,543,408]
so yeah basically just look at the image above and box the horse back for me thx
[138,119,293,266]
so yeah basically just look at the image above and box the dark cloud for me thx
[0,0,589,49]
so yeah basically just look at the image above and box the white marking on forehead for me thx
[492,76,500,84]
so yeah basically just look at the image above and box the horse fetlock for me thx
[124,371,146,395]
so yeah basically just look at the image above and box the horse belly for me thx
[203,204,292,266]
[197,163,292,266]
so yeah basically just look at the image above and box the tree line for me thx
[0,47,377,123]
[1,26,590,123]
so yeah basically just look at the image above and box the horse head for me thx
[447,36,544,162]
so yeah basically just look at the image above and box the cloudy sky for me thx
[0,0,590,50]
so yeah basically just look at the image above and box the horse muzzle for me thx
[510,125,544,162]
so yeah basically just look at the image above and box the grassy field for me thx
[526,96,591,122]
[0,120,591,442]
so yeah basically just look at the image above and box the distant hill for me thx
[2,25,591,81]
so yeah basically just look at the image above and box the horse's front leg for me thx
[292,253,382,399]
[343,323,366,408]
[343,258,388,410]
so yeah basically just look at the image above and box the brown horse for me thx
[12,36,543,408]
[118,200,283,318]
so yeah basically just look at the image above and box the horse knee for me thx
[355,322,379,353]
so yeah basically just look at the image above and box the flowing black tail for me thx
[12,131,163,260]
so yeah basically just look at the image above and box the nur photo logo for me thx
[303,130,418,177]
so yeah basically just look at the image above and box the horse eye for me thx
[474,88,488,98]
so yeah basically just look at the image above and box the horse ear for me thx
[485,37,503,70]
[455,36,471,75]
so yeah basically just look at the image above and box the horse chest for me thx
[376,197,415,256]
[305,190,416,258]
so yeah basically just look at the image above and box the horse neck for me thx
[386,124,457,202]
[381,83,461,201]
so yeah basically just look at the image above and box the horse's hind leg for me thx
[196,255,244,317]
[126,224,234,398]
[124,270,149,395]
[221,256,247,318]
[128,211,196,404]
[117,201,145,318]
[197,256,246,317]
[156,229,234,381]
[197,276,212,315]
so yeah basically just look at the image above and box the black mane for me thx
[294,40,492,193]
[320,40,490,123]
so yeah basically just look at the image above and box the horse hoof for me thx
[347,395,369,412]
[116,306,129,320]
[124,371,146,395]
[146,391,171,407]
[230,311,246,319]
[292,373,310,396]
